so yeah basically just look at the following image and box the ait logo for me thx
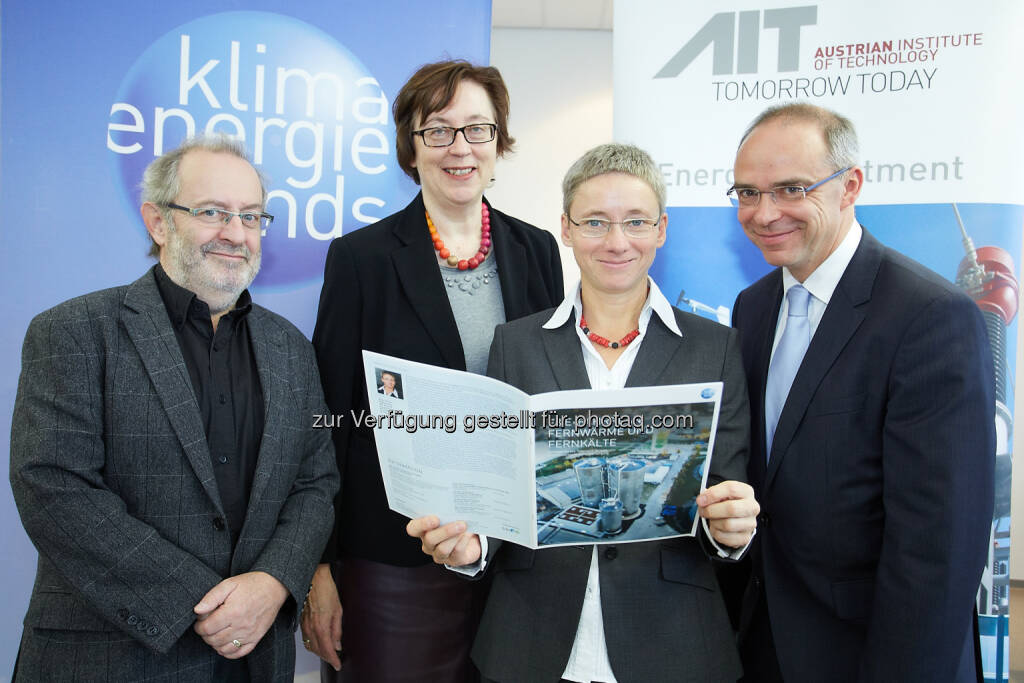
[107,11,404,288]
[655,5,817,77]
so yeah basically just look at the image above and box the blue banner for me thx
[0,1,490,675]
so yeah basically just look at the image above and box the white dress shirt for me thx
[771,221,863,359]
[542,278,677,683]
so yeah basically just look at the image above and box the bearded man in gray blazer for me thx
[10,136,339,682]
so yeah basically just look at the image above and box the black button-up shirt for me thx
[154,265,264,549]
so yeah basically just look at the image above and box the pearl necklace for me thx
[427,203,491,270]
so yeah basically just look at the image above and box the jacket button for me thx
[604,546,618,560]
[213,517,226,531]
[147,626,160,637]
[758,513,770,528]
[127,615,138,625]
[117,608,129,621]
[136,620,148,631]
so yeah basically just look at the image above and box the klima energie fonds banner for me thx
[0,2,490,676]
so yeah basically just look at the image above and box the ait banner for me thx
[0,1,489,677]
[615,1,1022,679]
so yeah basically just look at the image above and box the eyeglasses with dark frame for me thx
[412,123,498,148]
[165,203,274,230]
[567,216,661,239]
[726,166,853,208]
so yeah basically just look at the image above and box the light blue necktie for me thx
[765,285,811,460]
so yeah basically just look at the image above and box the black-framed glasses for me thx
[165,203,274,230]
[726,166,852,208]
[412,123,497,147]
[567,216,661,238]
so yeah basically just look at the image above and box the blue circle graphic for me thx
[109,11,403,288]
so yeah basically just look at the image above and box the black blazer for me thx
[313,193,563,566]
[732,229,994,682]
[473,305,748,683]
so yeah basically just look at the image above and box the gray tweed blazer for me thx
[10,268,338,682]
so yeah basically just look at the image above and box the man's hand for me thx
[406,515,481,567]
[193,571,289,659]
[300,563,343,671]
[698,480,759,548]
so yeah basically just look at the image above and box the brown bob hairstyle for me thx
[393,59,515,184]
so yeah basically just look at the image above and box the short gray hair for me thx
[140,135,267,257]
[562,143,667,216]
[738,102,859,172]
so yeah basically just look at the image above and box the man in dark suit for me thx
[409,143,759,682]
[10,136,338,682]
[728,103,994,681]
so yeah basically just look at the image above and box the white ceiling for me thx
[491,0,613,30]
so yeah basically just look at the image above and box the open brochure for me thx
[359,350,723,549]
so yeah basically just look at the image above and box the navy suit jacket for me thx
[473,305,748,683]
[731,229,994,682]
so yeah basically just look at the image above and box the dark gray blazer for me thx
[10,268,339,682]
[473,305,749,683]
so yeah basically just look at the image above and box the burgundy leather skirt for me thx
[321,557,488,683]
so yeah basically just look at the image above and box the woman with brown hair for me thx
[303,59,563,682]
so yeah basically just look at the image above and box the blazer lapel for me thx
[541,317,591,391]
[122,270,223,512]
[624,316,683,388]
[764,230,881,489]
[491,202,530,320]
[746,276,783,489]
[240,309,285,533]
[391,194,467,370]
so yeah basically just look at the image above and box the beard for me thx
[163,222,261,314]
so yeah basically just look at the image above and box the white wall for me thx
[488,27,614,295]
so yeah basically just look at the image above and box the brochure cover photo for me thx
[532,402,716,546]
[358,350,723,549]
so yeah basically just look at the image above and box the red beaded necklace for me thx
[426,203,491,271]
[579,313,641,349]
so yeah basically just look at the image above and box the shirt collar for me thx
[543,277,682,337]
[153,263,252,329]
[781,220,862,305]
